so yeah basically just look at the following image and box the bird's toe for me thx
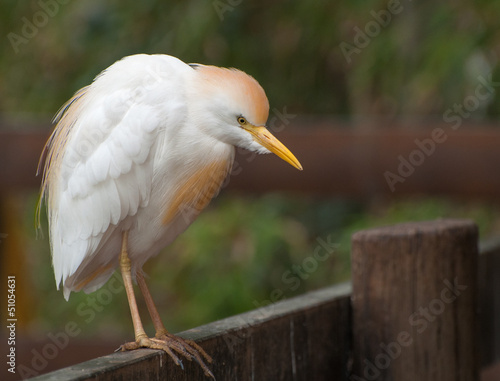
[119,334,214,379]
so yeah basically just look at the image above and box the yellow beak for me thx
[243,125,303,170]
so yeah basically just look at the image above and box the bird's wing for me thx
[39,55,190,293]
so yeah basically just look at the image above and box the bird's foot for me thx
[118,331,214,379]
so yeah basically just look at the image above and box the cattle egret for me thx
[38,54,302,377]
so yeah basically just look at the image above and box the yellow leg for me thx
[119,231,148,342]
[136,271,167,334]
[136,272,213,368]
[118,232,214,379]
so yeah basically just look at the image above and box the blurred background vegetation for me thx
[1,0,500,354]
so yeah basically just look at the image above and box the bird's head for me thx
[190,64,302,170]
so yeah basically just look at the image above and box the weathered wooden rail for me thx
[25,219,500,380]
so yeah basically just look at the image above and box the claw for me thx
[120,334,214,379]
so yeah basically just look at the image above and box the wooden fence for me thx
[1,120,499,379]
[25,219,500,381]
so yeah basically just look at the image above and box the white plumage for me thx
[38,53,301,375]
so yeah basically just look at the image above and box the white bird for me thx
[38,53,302,377]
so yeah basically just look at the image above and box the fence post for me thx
[350,219,478,381]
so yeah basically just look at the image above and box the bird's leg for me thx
[117,231,214,378]
[118,231,149,345]
[135,271,213,377]
[135,271,167,334]
[117,232,186,364]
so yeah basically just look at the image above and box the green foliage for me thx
[4,0,500,341]
[1,1,500,117]
[26,193,499,335]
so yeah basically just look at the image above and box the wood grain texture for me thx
[8,221,500,379]
[351,219,479,381]
[28,283,351,381]
[478,238,500,367]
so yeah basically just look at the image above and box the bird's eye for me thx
[237,116,247,125]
